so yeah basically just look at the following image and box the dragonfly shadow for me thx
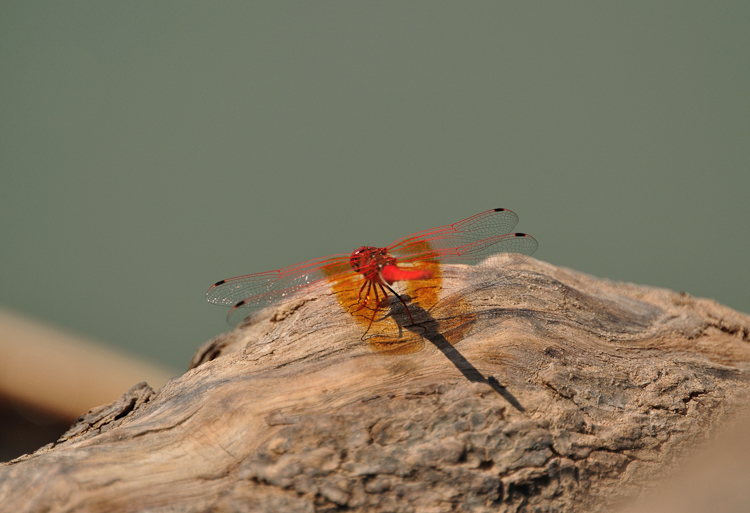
[395,300,526,413]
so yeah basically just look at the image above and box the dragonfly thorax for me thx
[349,246,396,279]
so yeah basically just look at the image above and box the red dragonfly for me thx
[206,208,537,330]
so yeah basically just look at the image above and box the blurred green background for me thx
[1,2,748,371]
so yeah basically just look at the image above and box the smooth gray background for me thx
[2,2,748,371]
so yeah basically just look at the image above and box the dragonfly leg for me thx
[357,277,417,333]
[365,304,378,332]
[358,280,371,303]
[357,279,368,302]
[381,283,416,326]
[355,279,376,314]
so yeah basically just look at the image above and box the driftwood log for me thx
[1,259,749,513]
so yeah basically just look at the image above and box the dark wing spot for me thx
[514,233,527,237]
[235,300,246,307]
[493,207,506,212]
[214,280,226,287]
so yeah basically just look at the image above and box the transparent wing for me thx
[206,253,353,308]
[396,232,538,269]
[388,208,522,258]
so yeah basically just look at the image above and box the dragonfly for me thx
[206,208,537,332]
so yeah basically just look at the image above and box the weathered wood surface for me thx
[1,259,749,513]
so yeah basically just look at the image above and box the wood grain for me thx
[1,259,748,513]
